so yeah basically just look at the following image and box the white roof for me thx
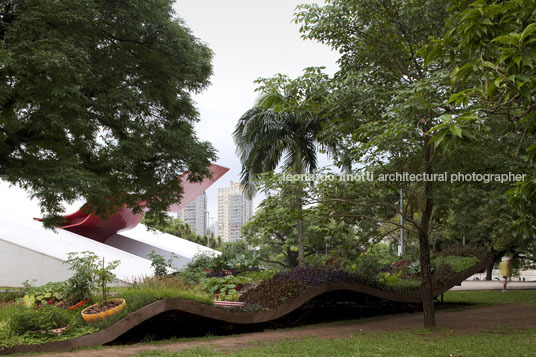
[0,216,153,283]
[113,224,220,260]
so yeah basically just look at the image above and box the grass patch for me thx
[135,329,536,356]
[443,290,536,306]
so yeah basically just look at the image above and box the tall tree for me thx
[0,0,216,225]
[233,69,329,267]
[295,0,452,328]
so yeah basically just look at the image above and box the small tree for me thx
[95,257,120,304]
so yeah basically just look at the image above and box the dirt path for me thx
[36,304,536,357]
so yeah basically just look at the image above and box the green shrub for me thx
[201,275,252,300]
[147,251,177,278]
[341,253,386,283]
[0,321,13,349]
[9,305,72,335]
[185,251,218,272]
[20,282,66,307]
[436,256,479,273]
[432,263,456,287]
[185,241,263,273]
[64,251,98,301]
[238,270,277,282]
[0,289,24,303]
[178,270,207,286]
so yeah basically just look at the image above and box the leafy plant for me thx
[147,251,177,278]
[201,275,252,300]
[9,305,71,335]
[20,282,66,307]
[64,251,99,302]
[179,270,207,286]
[408,261,421,275]
[227,251,261,272]
[185,241,263,274]
[379,270,402,284]
[186,251,219,272]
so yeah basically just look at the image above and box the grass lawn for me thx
[130,289,536,357]
[442,289,536,306]
[134,328,536,357]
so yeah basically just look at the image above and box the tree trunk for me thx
[485,258,495,280]
[418,227,436,328]
[419,142,436,328]
[294,162,305,268]
[297,205,305,267]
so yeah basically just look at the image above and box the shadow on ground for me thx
[110,290,472,345]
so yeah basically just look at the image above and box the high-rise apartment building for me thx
[177,191,207,236]
[218,182,253,242]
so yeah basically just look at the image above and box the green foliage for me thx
[123,276,213,309]
[421,0,536,247]
[184,241,263,273]
[0,0,216,224]
[233,68,330,197]
[379,270,401,284]
[237,270,277,282]
[20,282,66,307]
[242,171,363,269]
[64,251,99,301]
[233,68,332,267]
[185,251,218,272]
[434,256,479,274]
[337,244,397,283]
[8,305,71,336]
[147,251,176,278]
[200,275,252,301]
[0,289,24,304]
[142,216,221,249]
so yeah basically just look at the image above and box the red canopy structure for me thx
[45,164,229,243]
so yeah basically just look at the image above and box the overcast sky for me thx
[0,0,339,225]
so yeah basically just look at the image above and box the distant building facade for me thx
[177,191,207,236]
[218,182,253,242]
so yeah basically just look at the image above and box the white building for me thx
[176,191,207,236]
[0,182,220,287]
[218,182,253,242]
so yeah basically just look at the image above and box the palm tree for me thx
[233,83,325,267]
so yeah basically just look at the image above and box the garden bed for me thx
[0,254,494,355]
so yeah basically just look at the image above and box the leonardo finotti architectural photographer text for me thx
[280,172,526,184]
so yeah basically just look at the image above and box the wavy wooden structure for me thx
[0,256,493,355]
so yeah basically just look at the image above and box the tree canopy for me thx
[0,0,216,224]
[421,0,536,242]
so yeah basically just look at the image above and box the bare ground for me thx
[34,304,536,357]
